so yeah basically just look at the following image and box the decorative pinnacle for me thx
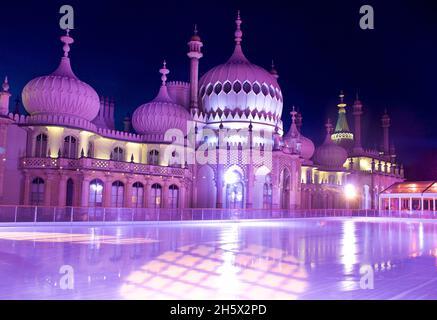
[159,60,170,86]
[194,24,198,35]
[60,29,74,58]
[291,106,297,123]
[325,118,333,134]
[2,76,9,92]
[338,90,346,109]
[235,10,243,45]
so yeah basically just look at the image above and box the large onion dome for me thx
[132,62,191,141]
[283,108,315,160]
[313,119,348,170]
[22,31,100,122]
[198,12,283,130]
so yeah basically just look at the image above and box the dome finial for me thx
[2,76,9,92]
[194,24,198,35]
[235,10,243,45]
[326,118,333,134]
[291,105,297,123]
[60,29,74,58]
[159,60,169,86]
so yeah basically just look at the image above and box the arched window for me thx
[225,170,244,209]
[132,182,144,208]
[280,169,291,209]
[168,185,179,209]
[30,177,45,205]
[148,150,159,165]
[111,147,124,162]
[89,179,104,207]
[66,178,74,206]
[63,136,78,158]
[263,176,273,209]
[35,134,48,158]
[111,181,124,207]
[150,183,162,208]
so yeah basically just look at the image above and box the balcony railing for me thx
[20,157,190,178]
[0,206,436,224]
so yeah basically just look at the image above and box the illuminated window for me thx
[169,184,179,209]
[112,147,124,161]
[111,181,124,207]
[132,182,144,208]
[169,151,182,167]
[35,134,48,158]
[148,150,159,165]
[150,184,162,208]
[89,179,103,207]
[63,136,78,159]
[30,177,45,205]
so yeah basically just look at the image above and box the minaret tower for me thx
[0,77,11,115]
[381,109,390,155]
[187,24,203,114]
[352,93,363,153]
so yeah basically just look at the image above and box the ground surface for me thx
[0,218,437,299]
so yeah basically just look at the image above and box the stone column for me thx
[162,179,170,208]
[58,175,68,207]
[216,165,224,208]
[124,177,133,208]
[23,173,31,205]
[143,177,150,208]
[44,174,55,206]
[80,177,90,207]
[103,178,113,207]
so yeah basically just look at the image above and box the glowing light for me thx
[344,184,357,199]
[224,170,239,184]
[90,183,103,192]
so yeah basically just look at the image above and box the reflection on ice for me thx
[1,218,437,299]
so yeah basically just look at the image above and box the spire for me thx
[153,61,173,103]
[228,10,248,62]
[235,10,243,45]
[323,118,335,143]
[334,90,351,132]
[270,60,279,79]
[332,90,354,149]
[352,92,363,152]
[60,29,74,58]
[52,29,77,78]
[2,76,9,92]
[160,60,169,86]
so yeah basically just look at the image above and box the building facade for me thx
[0,13,404,210]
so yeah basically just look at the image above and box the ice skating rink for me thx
[1,218,437,300]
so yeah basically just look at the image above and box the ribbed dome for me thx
[22,33,100,122]
[314,122,348,170]
[132,63,190,139]
[198,14,283,125]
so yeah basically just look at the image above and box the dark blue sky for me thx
[1,0,437,179]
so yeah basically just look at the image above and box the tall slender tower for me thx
[381,109,390,155]
[187,25,203,114]
[352,93,363,153]
[0,77,11,115]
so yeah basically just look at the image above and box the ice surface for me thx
[1,218,437,300]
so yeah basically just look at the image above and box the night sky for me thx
[1,0,437,180]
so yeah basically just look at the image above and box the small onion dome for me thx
[283,108,315,160]
[22,31,100,122]
[132,62,190,139]
[190,24,201,41]
[313,120,348,170]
